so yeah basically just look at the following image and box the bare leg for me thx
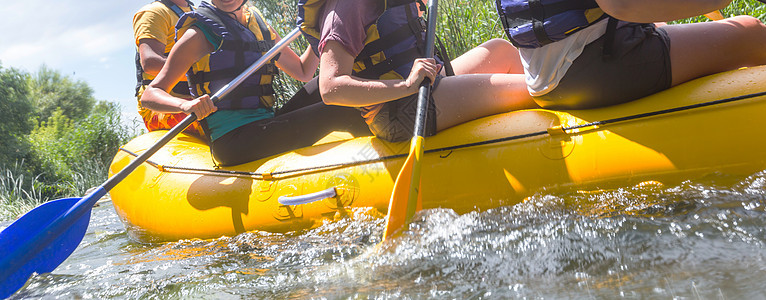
[663,15,766,86]
[432,73,537,131]
[449,38,525,75]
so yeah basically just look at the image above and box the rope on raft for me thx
[119,90,766,180]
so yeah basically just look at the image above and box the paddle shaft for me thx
[104,28,301,193]
[0,27,302,293]
[382,0,440,240]
[108,27,302,190]
[406,0,439,220]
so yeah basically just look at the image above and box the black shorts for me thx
[366,75,443,142]
[534,21,672,110]
[208,78,372,166]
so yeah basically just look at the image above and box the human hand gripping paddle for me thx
[0,28,303,298]
[382,0,439,241]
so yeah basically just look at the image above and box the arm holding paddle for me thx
[305,0,441,239]
[141,26,217,119]
[142,24,318,119]
[306,0,535,138]
[318,44,440,107]
[273,31,320,83]
[0,25,303,300]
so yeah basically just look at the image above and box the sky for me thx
[0,0,154,130]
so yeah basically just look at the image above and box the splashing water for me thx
[5,171,766,299]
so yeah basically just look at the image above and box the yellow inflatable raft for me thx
[109,66,766,243]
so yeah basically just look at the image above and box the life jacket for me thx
[298,0,436,119]
[176,1,279,110]
[135,0,195,97]
[495,0,610,48]
[135,0,204,137]
[298,0,427,81]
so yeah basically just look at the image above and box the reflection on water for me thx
[7,171,766,299]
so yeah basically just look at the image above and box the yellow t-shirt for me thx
[133,1,192,56]
[133,1,204,137]
[133,1,193,99]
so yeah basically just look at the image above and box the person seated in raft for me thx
[495,0,766,110]
[297,0,540,143]
[140,0,371,166]
[133,0,206,137]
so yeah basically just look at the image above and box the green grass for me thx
[0,158,111,222]
[0,162,47,221]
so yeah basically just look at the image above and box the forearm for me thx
[140,86,189,113]
[596,0,731,22]
[298,45,320,80]
[276,45,320,82]
[138,27,217,119]
[319,74,416,106]
[141,56,167,76]
[318,41,426,106]
[137,39,169,76]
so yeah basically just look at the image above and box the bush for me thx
[27,101,133,198]
[0,63,131,219]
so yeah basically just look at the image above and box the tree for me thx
[27,65,96,123]
[27,100,132,196]
[0,63,33,168]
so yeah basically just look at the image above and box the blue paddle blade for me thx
[0,197,91,298]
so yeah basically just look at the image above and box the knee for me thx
[727,15,766,36]
[729,15,764,26]
[475,38,522,72]
[738,15,766,48]
[725,15,766,63]
[480,38,516,54]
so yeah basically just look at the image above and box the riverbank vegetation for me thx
[0,64,134,220]
[1,0,764,221]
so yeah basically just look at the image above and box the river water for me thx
[4,170,766,299]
